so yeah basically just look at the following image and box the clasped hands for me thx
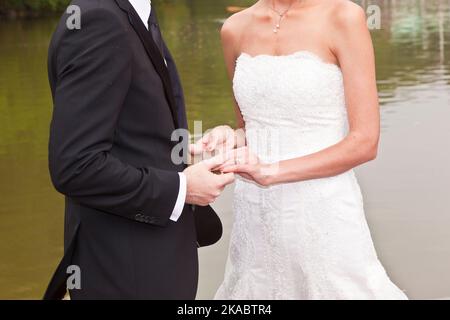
[184,125,274,206]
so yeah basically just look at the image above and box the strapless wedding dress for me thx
[215,51,407,300]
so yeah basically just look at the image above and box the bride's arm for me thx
[224,4,380,186]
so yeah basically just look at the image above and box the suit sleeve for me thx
[49,8,179,227]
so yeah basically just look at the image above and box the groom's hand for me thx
[184,154,235,206]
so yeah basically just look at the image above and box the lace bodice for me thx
[233,51,348,162]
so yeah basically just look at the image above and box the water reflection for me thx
[0,0,449,299]
[363,0,450,104]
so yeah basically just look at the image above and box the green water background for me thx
[0,0,449,299]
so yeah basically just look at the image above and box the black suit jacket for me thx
[44,0,221,300]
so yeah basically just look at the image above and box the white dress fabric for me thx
[215,51,408,300]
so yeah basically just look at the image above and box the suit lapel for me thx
[163,43,188,130]
[115,0,179,129]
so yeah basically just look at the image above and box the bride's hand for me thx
[219,147,275,187]
[189,125,236,156]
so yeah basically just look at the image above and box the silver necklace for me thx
[269,0,297,34]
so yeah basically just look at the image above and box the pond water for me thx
[0,0,449,299]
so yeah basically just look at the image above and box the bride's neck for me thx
[268,0,316,10]
[270,0,296,8]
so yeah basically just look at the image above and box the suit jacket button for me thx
[151,217,159,224]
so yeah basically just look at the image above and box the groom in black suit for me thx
[44,0,235,300]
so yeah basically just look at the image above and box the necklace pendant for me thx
[273,28,278,33]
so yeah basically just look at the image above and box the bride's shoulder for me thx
[221,7,254,42]
[327,0,367,29]
[324,1,371,55]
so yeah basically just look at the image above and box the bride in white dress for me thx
[192,0,407,300]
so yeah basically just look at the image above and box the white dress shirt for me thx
[128,0,187,222]
[128,0,151,29]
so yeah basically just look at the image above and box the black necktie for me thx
[148,7,165,60]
